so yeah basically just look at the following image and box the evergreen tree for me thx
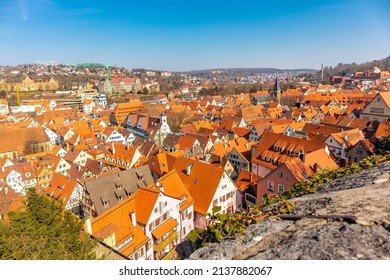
[0,188,97,260]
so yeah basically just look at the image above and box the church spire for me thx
[272,76,281,103]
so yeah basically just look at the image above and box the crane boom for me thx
[75,63,116,94]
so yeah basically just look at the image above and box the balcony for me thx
[153,230,178,252]
[161,248,178,260]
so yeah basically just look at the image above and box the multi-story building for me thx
[125,113,171,146]
[360,92,390,122]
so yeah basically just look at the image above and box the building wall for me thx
[360,94,390,122]
[143,193,181,260]
[55,159,71,175]
[206,172,237,215]
[251,162,272,178]
[179,204,194,243]
[256,164,298,202]
[347,142,370,163]
[66,183,84,217]
[324,136,344,159]
[227,149,249,178]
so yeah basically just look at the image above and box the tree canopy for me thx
[0,188,97,260]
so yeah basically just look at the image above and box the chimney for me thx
[186,164,192,176]
[341,135,347,159]
[249,173,253,184]
[156,181,164,192]
[84,217,92,234]
[299,148,305,162]
[111,142,115,155]
[130,211,136,228]
[77,164,81,171]
[5,187,8,195]
[313,163,319,173]
[159,183,164,193]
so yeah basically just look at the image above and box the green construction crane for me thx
[75,63,116,94]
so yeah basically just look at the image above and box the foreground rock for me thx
[188,160,390,260]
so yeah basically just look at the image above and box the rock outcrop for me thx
[187,160,390,260]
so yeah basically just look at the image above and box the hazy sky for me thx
[0,0,389,71]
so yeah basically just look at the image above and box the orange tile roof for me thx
[211,137,250,157]
[329,128,364,148]
[379,92,390,108]
[154,170,194,212]
[0,187,24,222]
[375,123,390,138]
[46,173,77,207]
[235,170,262,192]
[305,149,338,171]
[252,131,328,166]
[134,187,159,225]
[170,157,225,215]
[152,217,178,239]
[91,195,149,256]
[284,157,314,182]
[193,119,214,131]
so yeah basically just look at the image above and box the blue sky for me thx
[0,0,389,71]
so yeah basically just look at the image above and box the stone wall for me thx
[186,160,390,260]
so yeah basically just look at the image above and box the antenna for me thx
[321,63,324,83]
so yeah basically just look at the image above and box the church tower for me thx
[271,77,281,103]
[160,112,167,124]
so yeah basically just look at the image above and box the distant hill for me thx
[181,68,318,76]
[324,54,390,76]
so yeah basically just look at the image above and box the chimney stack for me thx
[313,163,319,173]
[299,148,305,162]
[84,217,92,234]
[130,211,137,228]
[156,181,164,192]
[186,164,192,176]
[112,142,115,155]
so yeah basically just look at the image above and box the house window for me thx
[278,184,284,193]
[357,148,363,155]
[267,181,274,192]
[277,171,283,178]
[286,173,290,180]
[146,240,152,251]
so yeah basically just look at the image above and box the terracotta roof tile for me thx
[169,157,225,215]
[151,217,178,239]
